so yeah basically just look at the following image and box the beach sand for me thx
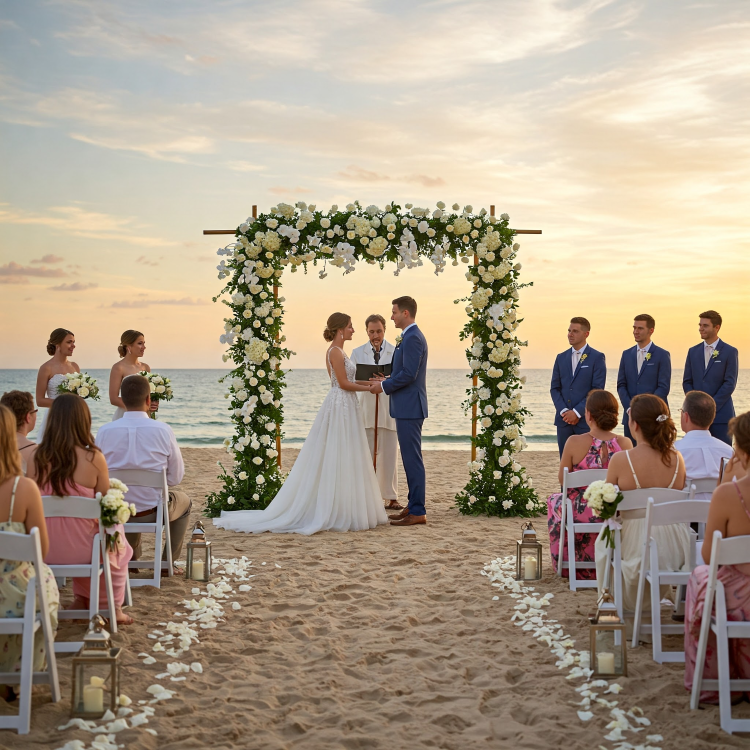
[3,448,747,749]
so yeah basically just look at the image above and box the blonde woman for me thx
[35,327,80,441]
[108,330,155,420]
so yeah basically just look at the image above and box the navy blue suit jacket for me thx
[616,343,671,425]
[550,345,607,427]
[683,339,739,424]
[382,325,428,419]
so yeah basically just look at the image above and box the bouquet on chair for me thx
[583,480,624,549]
[98,478,136,551]
[139,371,174,419]
[57,372,101,400]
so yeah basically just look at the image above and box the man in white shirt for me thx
[350,313,400,509]
[675,390,733,500]
[96,374,191,569]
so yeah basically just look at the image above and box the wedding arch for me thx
[203,201,542,518]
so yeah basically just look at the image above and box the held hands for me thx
[369,381,384,394]
[562,410,579,425]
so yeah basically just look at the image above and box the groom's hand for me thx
[369,382,384,394]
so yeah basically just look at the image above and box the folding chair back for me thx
[0,527,61,733]
[690,531,750,733]
[108,468,172,590]
[686,477,719,496]
[41,495,118,646]
[556,467,608,590]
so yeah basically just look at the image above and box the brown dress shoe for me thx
[390,514,426,526]
[388,507,410,521]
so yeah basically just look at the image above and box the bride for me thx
[214,313,388,535]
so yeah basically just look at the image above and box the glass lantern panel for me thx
[73,662,116,716]
[592,629,625,675]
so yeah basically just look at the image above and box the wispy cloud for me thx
[136,255,159,267]
[31,253,65,264]
[108,297,208,308]
[0,261,67,278]
[50,281,98,292]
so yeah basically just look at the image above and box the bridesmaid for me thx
[108,330,155,420]
[35,328,80,441]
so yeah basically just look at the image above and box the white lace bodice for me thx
[46,373,68,399]
[327,347,356,390]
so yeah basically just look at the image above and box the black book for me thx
[355,363,392,381]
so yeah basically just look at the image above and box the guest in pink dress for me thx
[685,411,750,703]
[29,393,133,625]
[547,390,632,577]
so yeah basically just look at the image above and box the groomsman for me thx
[683,310,739,446]
[350,314,400,510]
[616,314,671,444]
[550,317,607,456]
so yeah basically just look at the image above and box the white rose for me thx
[238,471,248,480]
[252,457,262,465]
[78,386,90,398]
[256,475,265,485]
[116,506,131,523]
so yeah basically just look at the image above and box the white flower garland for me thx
[206,200,538,516]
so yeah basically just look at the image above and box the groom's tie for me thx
[373,347,380,365]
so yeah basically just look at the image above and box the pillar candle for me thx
[597,652,615,674]
[192,560,205,580]
[523,556,537,579]
[83,685,104,713]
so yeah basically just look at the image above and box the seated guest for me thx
[675,391,733,499]
[29,393,133,625]
[547,389,632,577]
[96,375,189,570]
[720,453,747,485]
[595,394,688,612]
[0,390,38,474]
[685,411,750,703]
[0,404,59,702]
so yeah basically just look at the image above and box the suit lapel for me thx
[571,348,587,382]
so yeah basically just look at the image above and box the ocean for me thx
[1,369,747,451]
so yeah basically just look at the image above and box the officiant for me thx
[351,314,401,510]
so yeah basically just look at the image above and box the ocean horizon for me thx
[1,368,747,452]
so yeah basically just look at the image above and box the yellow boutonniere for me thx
[712,349,719,359]
[644,352,651,361]
[580,353,588,362]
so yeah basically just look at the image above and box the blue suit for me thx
[382,324,428,516]
[550,345,607,456]
[683,339,739,445]
[617,343,671,443]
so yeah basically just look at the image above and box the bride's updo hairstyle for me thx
[47,328,73,356]
[585,389,619,431]
[630,393,676,465]
[729,411,750,460]
[118,330,144,358]
[323,313,351,342]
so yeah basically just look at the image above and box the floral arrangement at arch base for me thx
[204,200,542,518]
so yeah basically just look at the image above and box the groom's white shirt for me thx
[350,340,397,430]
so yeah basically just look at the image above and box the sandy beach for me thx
[3,448,747,750]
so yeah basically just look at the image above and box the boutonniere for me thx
[644,353,651,361]
[712,349,719,359]
[580,353,588,362]
[395,334,403,346]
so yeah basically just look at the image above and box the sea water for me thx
[1,369,747,451]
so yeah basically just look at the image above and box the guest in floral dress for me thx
[685,411,750,703]
[547,390,632,577]
[0,404,59,702]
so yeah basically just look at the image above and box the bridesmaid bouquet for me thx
[583,480,624,548]
[98,478,136,551]
[139,371,174,419]
[57,372,100,400]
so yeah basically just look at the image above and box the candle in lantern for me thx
[523,556,537,579]
[192,560,205,580]
[597,652,615,674]
[83,684,104,713]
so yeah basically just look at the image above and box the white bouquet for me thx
[98,478,136,551]
[139,371,174,419]
[57,372,100,400]
[583,480,623,548]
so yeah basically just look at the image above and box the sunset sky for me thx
[1,1,748,370]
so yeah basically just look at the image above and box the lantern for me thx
[589,590,627,678]
[515,521,543,581]
[186,521,211,582]
[71,615,122,718]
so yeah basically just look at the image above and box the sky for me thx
[1,0,748,370]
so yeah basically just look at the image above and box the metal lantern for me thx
[589,590,628,678]
[515,521,543,581]
[186,521,211,582]
[71,615,122,718]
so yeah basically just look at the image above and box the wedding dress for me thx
[213,347,388,535]
[36,373,68,442]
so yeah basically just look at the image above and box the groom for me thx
[369,296,428,527]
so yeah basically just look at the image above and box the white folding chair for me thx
[632,498,710,662]
[109,469,172,591]
[556,467,608,591]
[0,528,61,734]
[42,495,118,651]
[690,531,750,734]
[602,488,692,624]
[685,477,720,497]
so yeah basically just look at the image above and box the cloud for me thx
[269,186,313,196]
[0,277,29,285]
[31,254,65,264]
[0,261,67,278]
[336,165,444,187]
[136,255,160,267]
[50,282,98,292]
[108,297,208,308]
